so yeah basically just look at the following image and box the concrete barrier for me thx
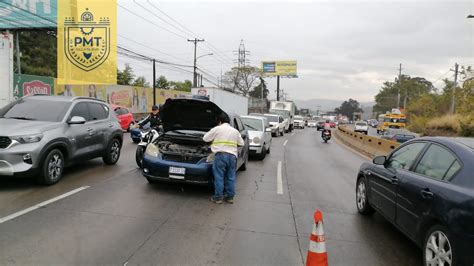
[336,126,400,158]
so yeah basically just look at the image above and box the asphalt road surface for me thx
[0,130,420,265]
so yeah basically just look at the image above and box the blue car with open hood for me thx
[142,97,249,185]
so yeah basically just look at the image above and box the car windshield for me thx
[0,98,71,122]
[241,117,263,131]
[264,115,278,123]
[270,109,290,118]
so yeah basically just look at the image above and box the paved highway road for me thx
[0,130,420,265]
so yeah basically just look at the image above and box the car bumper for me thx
[0,142,42,176]
[249,145,264,155]
[142,154,213,185]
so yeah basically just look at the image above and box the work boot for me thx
[210,197,223,204]
[225,197,234,204]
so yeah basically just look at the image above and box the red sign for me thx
[23,80,52,96]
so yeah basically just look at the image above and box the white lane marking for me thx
[0,186,90,224]
[283,140,288,146]
[123,262,129,266]
[277,161,283,195]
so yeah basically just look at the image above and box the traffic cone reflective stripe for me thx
[306,210,328,266]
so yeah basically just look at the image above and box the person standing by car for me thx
[138,104,162,130]
[203,113,244,204]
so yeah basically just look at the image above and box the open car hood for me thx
[160,98,228,132]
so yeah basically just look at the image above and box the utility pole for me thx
[276,75,280,101]
[15,31,21,74]
[188,38,204,87]
[397,63,402,109]
[451,63,459,114]
[153,59,156,105]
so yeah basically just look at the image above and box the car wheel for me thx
[356,177,375,215]
[272,132,277,137]
[38,149,64,185]
[280,130,284,136]
[239,152,248,171]
[103,139,121,165]
[132,138,140,144]
[259,147,267,160]
[267,146,271,154]
[136,146,145,168]
[423,225,455,266]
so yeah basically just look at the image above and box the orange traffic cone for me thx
[306,209,328,266]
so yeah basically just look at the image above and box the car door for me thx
[396,143,462,240]
[87,102,110,153]
[368,142,427,221]
[67,102,93,158]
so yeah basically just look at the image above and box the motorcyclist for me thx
[321,120,332,138]
[138,104,162,131]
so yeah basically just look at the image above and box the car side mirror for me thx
[68,116,86,125]
[373,156,387,165]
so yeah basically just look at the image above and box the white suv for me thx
[354,121,369,135]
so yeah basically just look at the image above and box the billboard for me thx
[0,0,57,29]
[261,61,297,77]
[57,0,117,85]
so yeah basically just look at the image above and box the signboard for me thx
[13,74,55,99]
[0,33,13,108]
[0,0,57,29]
[57,0,117,85]
[261,60,297,77]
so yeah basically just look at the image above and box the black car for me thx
[316,121,325,131]
[380,128,417,143]
[356,137,474,265]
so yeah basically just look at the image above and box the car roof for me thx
[24,95,105,103]
[241,115,265,120]
[264,114,279,117]
[415,137,474,152]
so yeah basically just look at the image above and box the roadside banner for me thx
[13,74,55,99]
[57,0,117,84]
[261,61,297,77]
[0,0,57,29]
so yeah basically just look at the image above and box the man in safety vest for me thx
[203,113,244,204]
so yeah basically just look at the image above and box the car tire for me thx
[239,153,248,171]
[272,133,277,137]
[103,139,121,165]
[132,138,140,144]
[280,130,284,136]
[423,225,455,266]
[258,147,267,160]
[356,177,375,215]
[38,149,64,185]
[136,146,144,168]
[267,146,270,154]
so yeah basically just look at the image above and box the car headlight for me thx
[145,144,160,157]
[11,133,43,144]
[253,137,261,144]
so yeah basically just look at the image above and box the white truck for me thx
[191,87,248,116]
[269,100,296,132]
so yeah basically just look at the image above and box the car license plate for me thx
[169,167,185,176]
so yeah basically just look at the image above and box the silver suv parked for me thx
[0,95,123,185]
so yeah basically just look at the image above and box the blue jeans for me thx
[212,152,237,200]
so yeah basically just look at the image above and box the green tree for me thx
[155,75,170,90]
[335,99,363,121]
[15,30,57,77]
[169,80,192,92]
[249,77,269,99]
[373,75,433,113]
[133,76,149,87]
[117,64,135,85]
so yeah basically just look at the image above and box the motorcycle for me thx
[136,127,160,168]
[322,129,331,143]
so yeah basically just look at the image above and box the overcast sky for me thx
[117,0,474,102]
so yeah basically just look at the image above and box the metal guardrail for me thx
[336,126,400,158]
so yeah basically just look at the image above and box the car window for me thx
[1,98,71,122]
[236,118,245,132]
[114,108,129,115]
[233,118,240,131]
[264,115,278,123]
[414,144,460,181]
[70,102,92,121]
[386,142,426,171]
[241,117,263,131]
[88,103,108,121]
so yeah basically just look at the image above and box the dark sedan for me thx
[316,121,325,131]
[380,128,417,143]
[355,137,474,266]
